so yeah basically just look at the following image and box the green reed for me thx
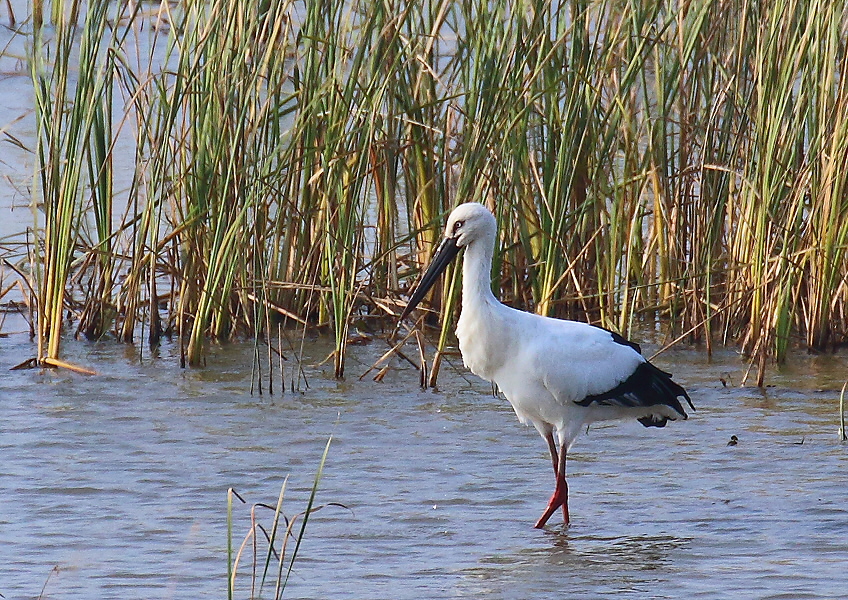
[227,436,333,600]
[13,0,848,385]
[29,0,135,364]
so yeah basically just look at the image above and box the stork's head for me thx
[400,203,496,321]
[442,202,497,249]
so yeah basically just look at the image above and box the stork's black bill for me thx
[400,236,461,321]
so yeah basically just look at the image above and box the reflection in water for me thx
[540,532,690,570]
[1,335,847,599]
[463,533,691,597]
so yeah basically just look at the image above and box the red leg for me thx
[535,440,569,528]
[544,430,558,474]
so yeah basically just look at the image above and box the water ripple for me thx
[1,340,847,598]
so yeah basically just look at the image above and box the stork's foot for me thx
[534,476,570,529]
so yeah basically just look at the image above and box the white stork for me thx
[400,202,693,528]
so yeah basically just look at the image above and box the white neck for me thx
[461,236,498,311]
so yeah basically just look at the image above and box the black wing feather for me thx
[575,361,694,428]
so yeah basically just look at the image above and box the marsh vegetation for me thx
[2,0,848,386]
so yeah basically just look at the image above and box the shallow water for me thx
[2,327,847,600]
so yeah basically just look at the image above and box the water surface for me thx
[1,332,847,599]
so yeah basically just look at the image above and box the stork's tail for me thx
[575,361,694,428]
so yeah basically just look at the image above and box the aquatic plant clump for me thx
[3,0,848,385]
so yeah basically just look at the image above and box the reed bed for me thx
[4,0,848,385]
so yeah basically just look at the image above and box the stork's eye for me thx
[453,220,464,234]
